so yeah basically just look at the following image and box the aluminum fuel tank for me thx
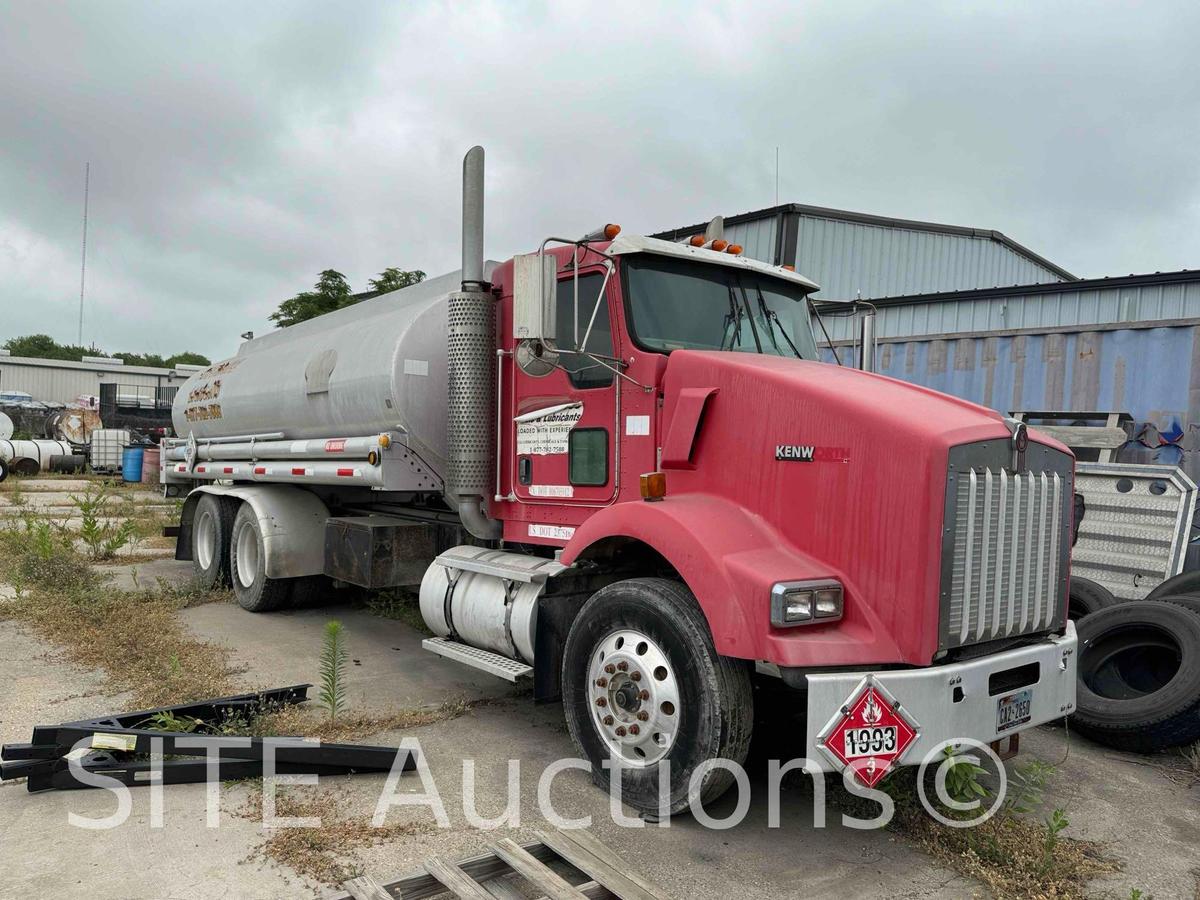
[172,266,496,476]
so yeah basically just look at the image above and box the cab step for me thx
[422,637,532,682]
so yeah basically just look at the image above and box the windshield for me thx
[623,254,820,360]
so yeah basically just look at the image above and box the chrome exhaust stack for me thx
[858,309,877,373]
[447,146,501,539]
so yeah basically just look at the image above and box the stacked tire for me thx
[1069,575,1200,753]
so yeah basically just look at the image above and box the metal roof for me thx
[815,268,1200,342]
[656,203,1075,300]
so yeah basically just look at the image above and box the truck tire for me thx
[0,457,7,483]
[1073,600,1200,753]
[1151,594,1200,616]
[561,577,753,817]
[1144,570,1200,602]
[229,503,292,612]
[192,494,236,589]
[1068,576,1118,621]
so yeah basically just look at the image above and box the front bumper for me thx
[804,622,1077,773]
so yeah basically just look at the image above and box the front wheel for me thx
[561,578,753,817]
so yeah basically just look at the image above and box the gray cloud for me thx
[1,0,1197,361]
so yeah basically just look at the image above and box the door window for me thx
[555,273,614,389]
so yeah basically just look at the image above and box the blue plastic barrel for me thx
[122,446,145,483]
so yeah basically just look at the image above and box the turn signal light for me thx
[367,450,381,466]
[378,433,391,449]
[640,471,667,502]
[689,235,706,247]
[727,244,743,255]
[711,239,728,252]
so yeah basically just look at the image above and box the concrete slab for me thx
[1020,727,1200,899]
[180,601,519,712]
[99,558,195,591]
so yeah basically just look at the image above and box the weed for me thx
[72,483,136,560]
[1040,807,1069,873]
[240,784,433,885]
[363,588,431,635]
[1003,758,1055,816]
[318,620,348,720]
[838,749,1118,899]
[0,526,238,707]
[1182,742,1200,778]
[137,710,205,733]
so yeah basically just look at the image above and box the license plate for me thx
[996,689,1033,733]
[842,725,898,758]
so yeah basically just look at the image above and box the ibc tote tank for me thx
[171,266,495,478]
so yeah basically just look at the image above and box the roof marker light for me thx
[711,239,728,252]
[689,235,706,247]
[727,244,743,255]
[581,223,623,242]
[782,264,796,271]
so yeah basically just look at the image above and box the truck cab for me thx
[166,148,1077,815]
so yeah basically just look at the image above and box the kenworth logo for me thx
[775,444,815,462]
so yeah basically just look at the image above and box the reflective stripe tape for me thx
[196,466,206,473]
[336,468,355,477]
[254,466,267,475]
[291,467,306,476]
[223,466,234,474]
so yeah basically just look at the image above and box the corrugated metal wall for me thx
[793,214,1068,302]
[820,274,1200,342]
[821,323,1200,486]
[724,217,779,266]
[0,358,188,404]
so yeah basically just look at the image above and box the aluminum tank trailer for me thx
[163,146,1077,818]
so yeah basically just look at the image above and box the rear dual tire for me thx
[190,495,328,611]
[191,494,236,589]
[229,503,295,612]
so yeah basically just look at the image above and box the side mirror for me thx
[513,253,557,344]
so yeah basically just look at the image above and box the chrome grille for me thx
[941,443,1071,650]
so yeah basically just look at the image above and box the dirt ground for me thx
[1,479,1198,899]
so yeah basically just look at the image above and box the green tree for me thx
[166,351,211,367]
[3,334,99,362]
[268,267,425,328]
[369,267,425,294]
[115,351,167,367]
[269,269,353,328]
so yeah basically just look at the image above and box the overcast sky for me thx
[1,1,1197,361]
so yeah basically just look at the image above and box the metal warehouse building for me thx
[660,204,1199,486]
[656,203,1076,301]
[0,353,195,405]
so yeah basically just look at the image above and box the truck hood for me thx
[658,350,1034,665]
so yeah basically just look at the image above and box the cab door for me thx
[511,267,618,506]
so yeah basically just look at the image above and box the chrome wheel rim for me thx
[196,511,216,571]
[235,523,258,588]
[587,629,680,767]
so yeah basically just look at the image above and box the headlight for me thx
[771,580,844,628]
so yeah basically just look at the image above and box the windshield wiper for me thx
[736,282,763,353]
[721,284,745,351]
[756,286,804,359]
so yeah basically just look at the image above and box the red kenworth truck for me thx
[164,147,1077,812]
